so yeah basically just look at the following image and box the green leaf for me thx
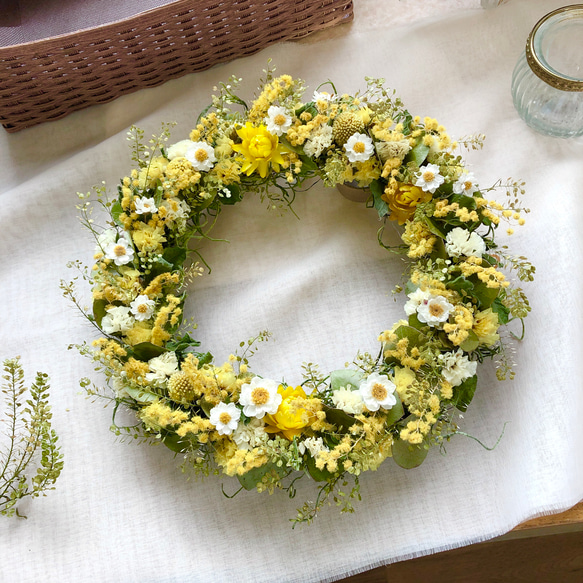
[130,342,166,362]
[162,247,187,270]
[330,369,363,392]
[370,179,388,218]
[471,278,500,309]
[404,142,430,167]
[124,386,159,404]
[148,256,174,279]
[111,201,123,226]
[423,216,447,239]
[392,437,428,469]
[166,333,201,354]
[305,455,336,483]
[447,275,474,296]
[93,299,108,327]
[452,374,477,412]
[450,193,477,210]
[220,184,243,205]
[407,313,426,331]
[160,429,193,453]
[393,325,425,348]
[193,351,213,367]
[198,399,213,418]
[384,393,404,427]
[404,280,419,295]
[323,404,358,431]
[459,330,479,352]
[237,461,281,491]
[491,296,510,325]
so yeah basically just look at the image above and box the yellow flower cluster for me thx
[401,220,437,258]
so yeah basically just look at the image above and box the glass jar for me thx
[511,5,583,138]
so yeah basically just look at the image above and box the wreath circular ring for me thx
[68,68,534,525]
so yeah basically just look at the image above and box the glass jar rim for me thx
[526,4,583,92]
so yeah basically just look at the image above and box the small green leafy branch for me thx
[0,357,64,518]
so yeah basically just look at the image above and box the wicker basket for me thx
[0,0,353,133]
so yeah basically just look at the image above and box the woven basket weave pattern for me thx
[0,0,353,132]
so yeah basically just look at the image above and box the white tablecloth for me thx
[1,1,582,581]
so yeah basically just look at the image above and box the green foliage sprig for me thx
[0,358,64,518]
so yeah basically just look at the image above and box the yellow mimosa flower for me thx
[232,123,286,178]
[264,385,312,441]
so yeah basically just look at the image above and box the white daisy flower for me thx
[101,306,134,335]
[404,288,433,316]
[185,141,216,172]
[209,402,241,436]
[417,295,454,327]
[130,294,156,321]
[331,386,364,414]
[415,163,445,193]
[439,350,477,386]
[445,227,486,258]
[298,436,329,457]
[104,238,134,266]
[358,372,397,412]
[238,377,282,419]
[344,133,374,163]
[166,139,194,160]
[265,106,292,137]
[453,172,478,196]
[312,90,335,102]
[134,197,158,215]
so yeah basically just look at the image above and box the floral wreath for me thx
[65,67,534,525]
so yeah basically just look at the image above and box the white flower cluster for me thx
[445,227,486,258]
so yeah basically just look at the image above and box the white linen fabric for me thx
[1,1,582,582]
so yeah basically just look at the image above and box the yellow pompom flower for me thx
[232,123,287,178]
[264,385,312,441]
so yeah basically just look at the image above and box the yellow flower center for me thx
[353,141,366,154]
[251,387,270,405]
[274,114,287,126]
[371,383,388,401]
[219,412,232,425]
[464,181,472,190]
[429,303,445,317]
[195,148,208,162]
[113,244,127,257]
[249,135,273,159]
[423,171,435,182]
[137,304,149,314]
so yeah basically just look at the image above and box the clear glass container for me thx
[511,5,583,138]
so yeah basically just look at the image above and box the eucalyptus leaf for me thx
[130,342,167,362]
[305,455,335,483]
[160,430,193,454]
[392,438,428,469]
[370,179,388,218]
[93,299,108,327]
[447,275,474,296]
[394,325,425,347]
[330,369,363,392]
[452,374,478,412]
[237,461,280,491]
[111,201,123,226]
[459,330,479,352]
[384,393,404,427]
[404,142,430,167]
[124,386,159,404]
[323,405,358,431]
